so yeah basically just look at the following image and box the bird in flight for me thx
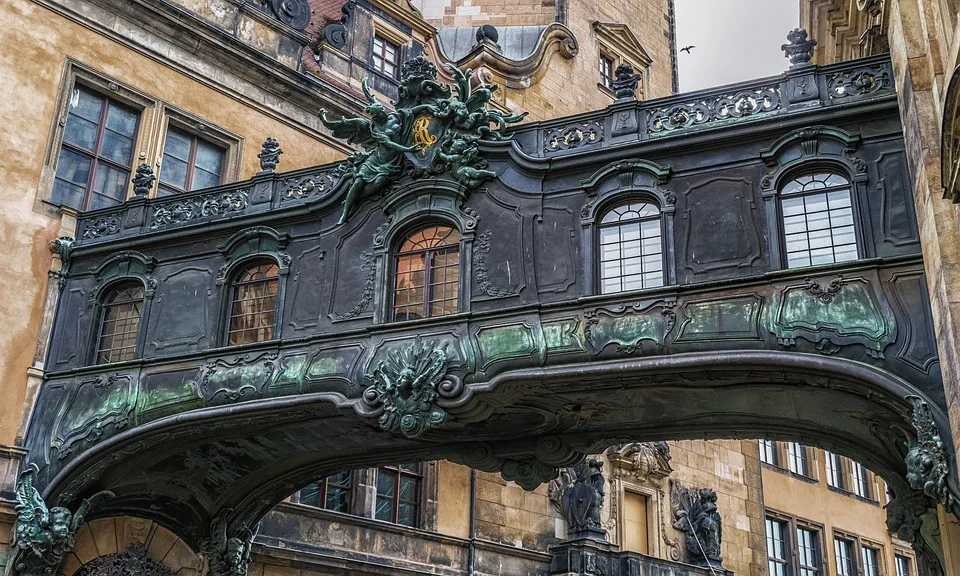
[680,45,695,54]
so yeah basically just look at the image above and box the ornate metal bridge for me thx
[17,55,958,575]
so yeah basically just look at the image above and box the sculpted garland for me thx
[319,57,526,224]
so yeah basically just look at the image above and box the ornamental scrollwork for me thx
[75,543,174,576]
[81,215,122,240]
[332,251,375,320]
[904,396,955,508]
[647,87,780,135]
[543,121,603,153]
[281,164,349,202]
[319,57,526,225]
[886,489,945,576]
[804,275,844,303]
[360,340,463,438]
[9,464,114,576]
[151,190,249,230]
[828,65,891,98]
[473,229,519,298]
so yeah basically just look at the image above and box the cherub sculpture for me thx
[319,81,424,225]
[8,464,113,576]
[200,510,259,576]
[438,139,497,188]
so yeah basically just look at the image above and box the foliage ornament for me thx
[611,63,642,99]
[319,56,527,224]
[131,163,156,197]
[198,510,258,576]
[905,396,955,507]
[8,464,114,576]
[361,340,463,438]
[257,137,283,173]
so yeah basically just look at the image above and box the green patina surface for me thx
[55,376,134,454]
[476,323,537,368]
[306,346,363,380]
[542,318,584,353]
[270,353,308,394]
[588,306,668,353]
[136,370,202,424]
[677,296,762,342]
[778,282,886,338]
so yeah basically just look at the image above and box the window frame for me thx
[41,62,159,216]
[157,106,242,197]
[766,510,826,576]
[599,52,616,91]
[596,199,666,295]
[93,281,147,365]
[295,471,354,514]
[834,535,857,576]
[759,439,779,467]
[375,463,424,527]
[787,442,810,477]
[894,552,915,576]
[224,259,282,346]
[391,223,462,322]
[777,169,861,270]
[765,516,791,576]
[157,125,225,195]
[372,35,401,80]
[795,522,824,576]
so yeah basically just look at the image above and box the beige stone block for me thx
[263,565,302,576]
[148,526,179,566]
[61,552,82,576]
[73,524,99,565]
[87,518,118,557]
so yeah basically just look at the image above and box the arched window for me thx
[227,261,280,345]
[393,225,460,321]
[599,201,664,294]
[780,172,858,268]
[96,283,144,364]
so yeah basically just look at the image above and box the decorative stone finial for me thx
[781,28,817,67]
[131,163,156,197]
[611,63,642,99]
[476,24,500,49]
[671,481,724,570]
[257,138,283,173]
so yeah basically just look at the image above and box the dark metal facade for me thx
[22,55,956,563]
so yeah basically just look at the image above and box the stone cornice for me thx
[368,0,436,40]
[593,21,653,67]
[31,0,367,153]
[431,23,579,90]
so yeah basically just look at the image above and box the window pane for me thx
[599,203,663,294]
[164,128,193,161]
[191,167,221,191]
[228,263,279,345]
[70,87,105,123]
[298,483,321,506]
[782,179,859,269]
[195,140,224,176]
[394,226,459,320]
[90,164,130,209]
[63,115,100,152]
[52,148,92,209]
[797,527,821,576]
[97,285,144,363]
[100,129,135,165]
[105,103,138,137]
[160,156,189,191]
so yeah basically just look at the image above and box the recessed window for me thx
[227,262,280,345]
[825,451,844,489]
[835,537,856,576]
[298,471,352,513]
[599,201,664,294]
[53,86,139,211]
[96,284,144,364]
[851,461,871,499]
[861,546,881,576]
[393,225,460,321]
[765,517,790,576]
[787,442,809,476]
[895,554,912,576]
[796,526,822,576]
[759,440,778,466]
[622,491,649,554]
[158,125,225,195]
[373,36,400,79]
[781,172,859,268]
[599,53,615,89]
[376,463,421,527]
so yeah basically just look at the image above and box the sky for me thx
[674,0,800,93]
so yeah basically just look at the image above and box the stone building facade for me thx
[0,1,953,576]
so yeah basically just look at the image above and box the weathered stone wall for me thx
[412,0,557,27]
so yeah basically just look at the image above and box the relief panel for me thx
[675,294,764,342]
[287,244,327,331]
[135,368,203,424]
[875,152,918,250]
[887,271,939,373]
[52,287,87,368]
[304,343,366,395]
[771,274,896,357]
[584,299,677,355]
[534,205,579,295]
[328,212,385,321]
[542,318,586,357]
[148,266,212,353]
[469,189,527,300]
[680,177,763,281]
[198,351,278,405]
[52,372,136,460]
[475,323,539,370]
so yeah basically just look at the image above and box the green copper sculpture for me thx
[319,57,526,224]
[7,464,113,576]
